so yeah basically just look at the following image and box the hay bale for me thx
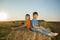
[7,29,51,40]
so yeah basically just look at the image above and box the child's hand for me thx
[39,26,43,29]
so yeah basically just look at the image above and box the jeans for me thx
[14,26,30,31]
[15,27,26,30]
[30,27,51,35]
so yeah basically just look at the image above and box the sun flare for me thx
[0,12,8,21]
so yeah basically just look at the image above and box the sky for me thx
[0,0,60,21]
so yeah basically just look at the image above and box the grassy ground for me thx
[0,27,11,40]
[47,22,60,40]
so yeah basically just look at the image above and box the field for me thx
[0,20,60,40]
[48,22,60,40]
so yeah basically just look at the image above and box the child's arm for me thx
[38,23,45,29]
[32,24,41,28]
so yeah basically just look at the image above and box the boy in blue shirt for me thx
[30,12,58,37]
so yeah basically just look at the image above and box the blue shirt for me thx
[31,19,38,27]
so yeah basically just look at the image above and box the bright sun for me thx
[0,12,8,21]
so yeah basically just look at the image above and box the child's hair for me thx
[33,12,38,16]
[25,14,30,20]
[26,14,30,16]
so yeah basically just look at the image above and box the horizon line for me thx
[0,20,60,22]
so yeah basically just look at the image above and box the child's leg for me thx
[11,27,19,30]
[30,28,50,35]
[11,26,26,30]
[40,27,51,33]
[15,27,26,30]
[39,27,58,37]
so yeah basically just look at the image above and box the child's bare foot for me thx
[48,33,54,37]
[52,33,58,36]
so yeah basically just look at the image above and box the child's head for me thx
[33,12,38,19]
[25,14,30,20]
